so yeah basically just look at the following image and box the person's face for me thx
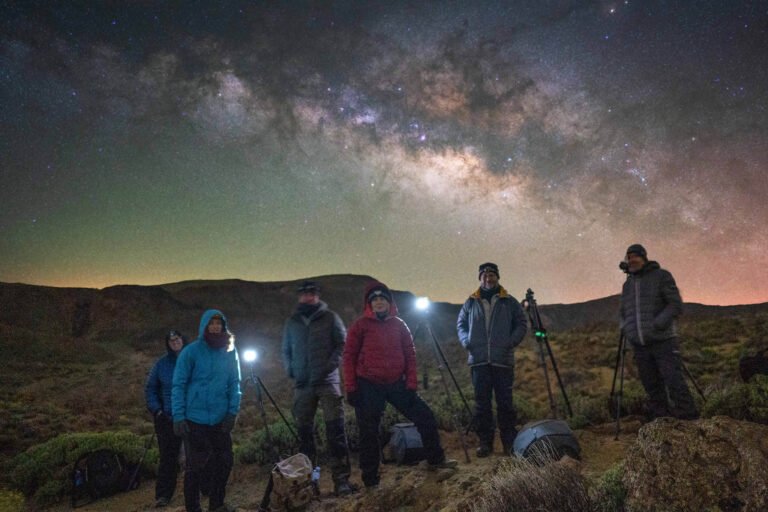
[480,271,499,289]
[298,291,320,305]
[207,317,224,334]
[370,296,390,314]
[168,334,183,354]
[626,253,646,273]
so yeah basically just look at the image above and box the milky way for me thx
[1,1,767,305]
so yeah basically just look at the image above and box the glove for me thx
[346,390,360,407]
[220,413,237,433]
[173,420,190,438]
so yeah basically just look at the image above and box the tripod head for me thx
[522,288,546,337]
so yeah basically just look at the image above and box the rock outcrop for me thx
[623,416,768,512]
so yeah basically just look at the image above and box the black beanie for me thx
[626,244,648,260]
[478,262,500,280]
[297,280,320,293]
[367,285,392,304]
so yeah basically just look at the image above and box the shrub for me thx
[0,489,25,512]
[7,431,153,506]
[590,462,627,512]
[701,375,768,423]
[235,420,299,465]
[469,454,591,512]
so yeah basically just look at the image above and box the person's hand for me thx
[346,390,360,407]
[173,420,190,438]
[155,410,171,424]
[220,414,237,433]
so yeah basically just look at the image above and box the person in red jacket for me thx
[342,281,457,489]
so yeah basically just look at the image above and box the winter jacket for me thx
[282,301,346,388]
[172,309,242,425]
[620,261,683,346]
[457,286,527,367]
[342,282,418,393]
[145,350,179,416]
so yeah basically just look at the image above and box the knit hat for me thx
[367,284,392,304]
[625,244,648,260]
[478,262,500,280]
[297,280,320,293]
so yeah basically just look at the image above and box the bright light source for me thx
[415,297,430,311]
[243,349,257,363]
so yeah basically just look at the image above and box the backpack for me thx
[71,449,140,508]
[386,422,426,465]
[739,349,768,383]
[513,420,581,461]
[268,453,315,512]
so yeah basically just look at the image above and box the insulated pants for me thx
[354,378,444,487]
[633,338,699,420]
[154,413,182,501]
[471,364,518,449]
[292,383,351,483]
[183,422,233,512]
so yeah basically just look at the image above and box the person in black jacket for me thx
[620,244,699,420]
[457,263,527,457]
[281,281,354,496]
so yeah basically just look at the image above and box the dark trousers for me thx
[292,383,351,483]
[155,414,182,500]
[633,338,699,420]
[471,364,517,449]
[183,422,233,512]
[354,378,444,487]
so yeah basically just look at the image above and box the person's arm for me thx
[227,349,242,416]
[457,300,471,348]
[144,360,162,415]
[171,349,191,422]
[326,313,347,374]
[342,320,362,393]
[400,321,418,391]
[281,320,294,379]
[654,270,683,330]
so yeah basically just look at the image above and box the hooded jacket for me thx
[457,286,527,367]
[620,261,683,346]
[282,300,346,388]
[172,309,242,425]
[342,282,418,393]
[144,336,185,416]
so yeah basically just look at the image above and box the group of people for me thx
[144,245,699,511]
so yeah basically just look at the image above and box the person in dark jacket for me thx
[620,244,699,420]
[457,262,527,457]
[282,281,354,496]
[172,310,241,512]
[342,281,457,489]
[144,330,187,508]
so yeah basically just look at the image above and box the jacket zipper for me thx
[634,279,645,345]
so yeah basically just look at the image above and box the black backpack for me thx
[386,423,426,465]
[71,449,140,508]
[739,349,768,383]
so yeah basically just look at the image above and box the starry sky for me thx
[2,1,767,306]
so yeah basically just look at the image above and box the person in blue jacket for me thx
[144,330,187,508]
[172,310,241,512]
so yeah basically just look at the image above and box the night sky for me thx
[2,1,767,306]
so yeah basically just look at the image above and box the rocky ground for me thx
[45,420,641,512]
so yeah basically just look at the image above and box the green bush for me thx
[0,489,25,512]
[7,431,153,506]
[701,374,768,423]
[590,462,627,512]
[235,420,299,465]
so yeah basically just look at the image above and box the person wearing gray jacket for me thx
[281,281,354,496]
[620,244,698,420]
[457,263,528,457]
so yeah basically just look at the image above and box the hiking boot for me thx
[476,444,492,458]
[334,480,356,496]
[428,458,459,471]
[154,497,170,508]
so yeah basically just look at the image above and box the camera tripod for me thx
[521,289,573,419]
[609,334,707,440]
[413,318,472,462]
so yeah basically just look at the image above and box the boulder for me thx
[623,416,768,512]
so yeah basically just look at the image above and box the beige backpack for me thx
[269,453,315,511]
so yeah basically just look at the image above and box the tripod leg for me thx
[258,377,300,443]
[614,336,626,441]
[680,359,706,402]
[543,336,573,418]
